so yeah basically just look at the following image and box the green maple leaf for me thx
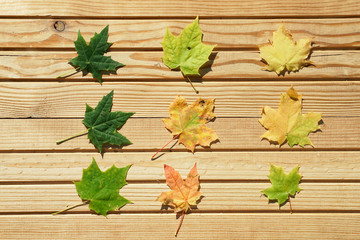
[56,90,134,153]
[54,158,131,217]
[61,25,124,83]
[83,90,134,152]
[162,16,216,93]
[262,164,302,210]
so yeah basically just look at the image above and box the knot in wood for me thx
[54,21,65,32]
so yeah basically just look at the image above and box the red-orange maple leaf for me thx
[157,163,202,236]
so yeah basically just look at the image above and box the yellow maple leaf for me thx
[259,24,312,75]
[259,86,322,147]
[162,96,218,152]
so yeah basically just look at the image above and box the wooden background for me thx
[1,0,360,239]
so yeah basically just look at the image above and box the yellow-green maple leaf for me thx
[259,86,322,147]
[262,164,302,213]
[259,24,312,75]
[163,96,218,152]
[162,16,215,76]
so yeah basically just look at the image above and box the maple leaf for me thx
[152,96,218,159]
[157,163,202,213]
[262,164,302,213]
[162,16,216,93]
[58,25,124,83]
[259,86,322,147]
[57,90,134,153]
[259,24,312,75]
[53,158,131,216]
[157,163,202,236]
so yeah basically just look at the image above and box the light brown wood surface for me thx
[2,0,359,17]
[1,214,360,240]
[1,51,360,80]
[1,19,360,49]
[1,0,359,239]
[1,183,360,212]
[1,117,359,151]
[0,81,358,118]
[1,152,359,182]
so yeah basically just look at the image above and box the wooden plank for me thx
[1,183,359,213]
[0,81,359,118]
[1,152,359,182]
[3,1,359,240]
[1,0,359,17]
[1,19,360,49]
[1,214,359,239]
[0,117,358,151]
[1,51,360,80]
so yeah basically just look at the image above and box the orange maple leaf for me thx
[157,163,202,212]
[157,163,202,236]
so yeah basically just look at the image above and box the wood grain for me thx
[1,19,360,49]
[0,81,358,118]
[1,51,360,80]
[2,0,359,17]
[2,152,359,182]
[2,1,360,239]
[1,214,359,240]
[0,117,358,151]
[1,183,359,213]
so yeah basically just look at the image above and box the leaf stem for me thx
[56,129,88,144]
[185,76,199,94]
[52,201,90,215]
[151,134,179,160]
[288,197,293,214]
[56,67,81,78]
[175,210,185,237]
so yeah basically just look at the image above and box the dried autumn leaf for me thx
[157,163,202,236]
[262,164,302,213]
[259,86,322,147]
[162,16,216,93]
[53,158,131,216]
[152,96,218,159]
[56,90,134,153]
[259,24,312,75]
